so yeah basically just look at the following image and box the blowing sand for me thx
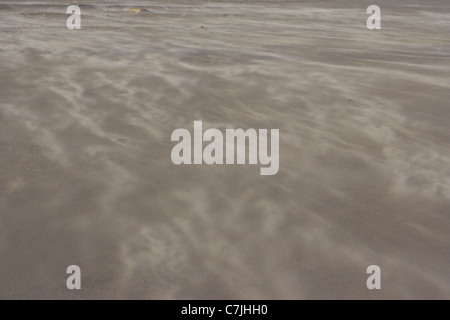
[0,0,449,299]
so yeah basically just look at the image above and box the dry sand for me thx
[0,0,449,299]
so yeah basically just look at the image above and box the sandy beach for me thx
[0,0,449,299]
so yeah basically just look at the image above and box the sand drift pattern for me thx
[0,1,450,299]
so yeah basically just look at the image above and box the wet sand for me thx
[0,0,449,299]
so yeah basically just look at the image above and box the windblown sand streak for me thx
[0,0,449,299]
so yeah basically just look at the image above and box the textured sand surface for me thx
[0,0,449,299]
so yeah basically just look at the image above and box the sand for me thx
[0,0,449,299]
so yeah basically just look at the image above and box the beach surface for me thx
[0,0,449,299]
